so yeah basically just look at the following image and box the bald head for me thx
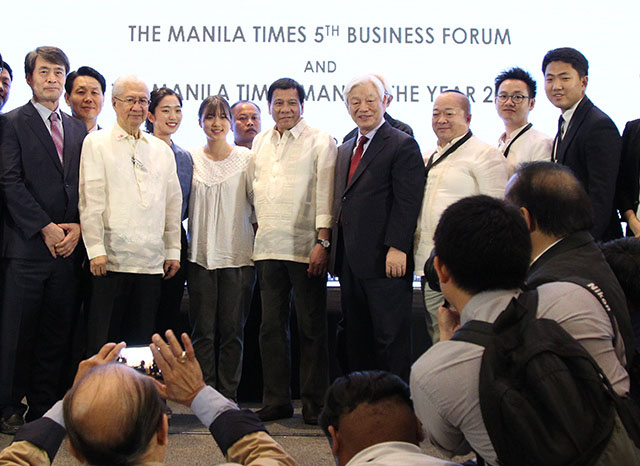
[64,363,165,465]
[505,161,593,237]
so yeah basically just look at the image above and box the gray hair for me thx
[344,74,385,106]
[112,75,149,98]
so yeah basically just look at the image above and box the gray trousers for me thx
[188,263,255,399]
[421,276,444,344]
[256,260,329,407]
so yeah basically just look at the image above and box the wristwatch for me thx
[317,239,331,249]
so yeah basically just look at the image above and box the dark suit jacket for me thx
[615,119,640,231]
[0,101,87,261]
[555,97,622,241]
[342,112,413,143]
[526,231,635,370]
[329,121,425,279]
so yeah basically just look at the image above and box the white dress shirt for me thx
[497,124,552,176]
[188,146,255,270]
[251,118,337,263]
[414,135,508,275]
[79,123,182,274]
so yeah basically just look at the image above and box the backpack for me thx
[451,289,640,466]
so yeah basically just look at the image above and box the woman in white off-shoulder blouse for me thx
[187,95,256,401]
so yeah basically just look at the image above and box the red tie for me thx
[347,136,368,183]
[49,112,64,165]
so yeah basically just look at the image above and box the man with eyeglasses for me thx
[0,46,87,433]
[79,75,182,356]
[494,67,552,175]
[413,90,508,343]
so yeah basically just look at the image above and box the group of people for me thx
[0,42,639,465]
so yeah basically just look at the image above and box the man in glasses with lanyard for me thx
[414,90,508,343]
[494,67,552,176]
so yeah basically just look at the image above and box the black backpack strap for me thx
[451,320,493,347]
[451,290,539,346]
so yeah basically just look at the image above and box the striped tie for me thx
[49,112,64,165]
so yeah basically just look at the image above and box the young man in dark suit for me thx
[543,47,622,241]
[0,46,87,433]
[329,74,425,382]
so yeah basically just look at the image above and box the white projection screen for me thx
[1,0,639,158]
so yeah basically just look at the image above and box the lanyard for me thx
[502,123,533,158]
[426,131,473,177]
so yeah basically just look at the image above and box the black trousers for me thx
[0,257,80,420]
[256,260,329,407]
[86,272,161,356]
[337,248,413,382]
[156,226,190,337]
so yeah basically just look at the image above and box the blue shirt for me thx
[172,142,193,220]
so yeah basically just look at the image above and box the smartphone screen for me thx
[117,346,162,379]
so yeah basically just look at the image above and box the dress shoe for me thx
[0,413,25,435]
[256,404,293,422]
[302,402,321,425]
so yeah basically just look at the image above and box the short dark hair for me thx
[542,47,589,78]
[145,87,183,133]
[600,238,640,311]
[65,66,106,95]
[319,370,412,437]
[494,67,536,98]
[197,94,232,122]
[267,78,305,104]
[505,162,594,237]
[24,46,70,77]
[2,61,13,81]
[63,364,164,466]
[231,100,261,113]
[434,195,531,294]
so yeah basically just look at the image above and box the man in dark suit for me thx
[505,162,636,391]
[342,74,413,143]
[615,119,640,237]
[0,46,87,433]
[543,47,622,241]
[329,74,425,382]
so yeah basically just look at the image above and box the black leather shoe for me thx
[302,402,321,425]
[0,413,25,435]
[256,404,293,422]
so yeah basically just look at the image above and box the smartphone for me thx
[117,345,162,379]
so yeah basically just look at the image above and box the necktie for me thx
[347,136,368,183]
[49,112,64,165]
[557,114,565,142]
[553,114,564,162]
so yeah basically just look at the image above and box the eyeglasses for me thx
[496,94,530,104]
[114,96,150,107]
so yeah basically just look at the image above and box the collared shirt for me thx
[79,123,182,274]
[414,135,508,274]
[410,283,630,465]
[530,238,563,265]
[171,142,193,220]
[560,97,584,137]
[251,118,337,263]
[497,124,552,176]
[346,441,461,465]
[188,146,255,270]
[31,98,64,139]
[355,117,386,156]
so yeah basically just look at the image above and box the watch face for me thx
[318,239,330,248]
